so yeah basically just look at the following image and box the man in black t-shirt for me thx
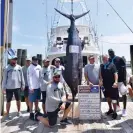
[100,54,119,119]
[108,49,127,117]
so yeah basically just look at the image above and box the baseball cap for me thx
[108,49,114,52]
[26,57,31,61]
[10,55,18,60]
[53,71,60,77]
[32,56,38,61]
[55,58,60,62]
[88,54,95,59]
[43,58,50,62]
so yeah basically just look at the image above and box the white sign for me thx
[78,85,101,120]
[69,45,79,53]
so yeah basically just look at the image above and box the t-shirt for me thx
[22,66,28,87]
[100,63,117,87]
[84,64,100,85]
[40,65,54,91]
[53,65,65,83]
[109,56,126,82]
[27,64,42,90]
[46,82,65,112]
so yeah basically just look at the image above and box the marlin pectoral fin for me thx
[55,8,70,19]
[74,10,90,20]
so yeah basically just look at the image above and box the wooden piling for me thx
[21,49,27,66]
[130,45,133,74]
[17,49,22,66]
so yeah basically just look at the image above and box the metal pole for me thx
[71,0,73,15]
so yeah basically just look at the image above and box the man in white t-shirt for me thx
[27,56,42,120]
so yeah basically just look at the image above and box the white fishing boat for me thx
[47,0,101,66]
[47,25,100,66]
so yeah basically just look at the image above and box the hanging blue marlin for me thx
[55,9,90,101]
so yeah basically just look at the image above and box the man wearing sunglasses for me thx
[37,71,72,127]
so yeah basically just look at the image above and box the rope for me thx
[105,0,133,34]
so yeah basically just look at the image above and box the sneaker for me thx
[105,109,114,115]
[112,112,118,119]
[116,106,121,112]
[5,114,11,121]
[29,113,34,120]
[43,113,48,118]
[60,118,72,125]
[17,112,22,117]
[34,112,43,121]
[122,109,127,117]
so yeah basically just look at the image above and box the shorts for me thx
[29,88,41,102]
[24,86,29,97]
[104,86,119,100]
[47,102,71,126]
[118,82,128,95]
[42,91,46,104]
[6,88,21,102]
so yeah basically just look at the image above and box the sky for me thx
[12,0,133,60]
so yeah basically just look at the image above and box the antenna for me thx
[71,0,73,15]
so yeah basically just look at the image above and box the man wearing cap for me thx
[108,49,127,117]
[2,56,25,120]
[22,57,31,112]
[37,71,72,127]
[84,55,100,86]
[40,58,55,115]
[54,58,65,83]
[27,56,42,120]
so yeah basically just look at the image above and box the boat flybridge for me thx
[47,25,101,66]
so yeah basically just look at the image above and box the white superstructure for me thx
[47,25,100,65]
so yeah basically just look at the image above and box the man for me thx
[37,72,72,127]
[54,58,69,98]
[40,58,55,115]
[54,58,65,83]
[108,49,127,116]
[84,55,100,86]
[100,54,119,119]
[2,56,25,120]
[27,56,41,120]
[22,57,31,112]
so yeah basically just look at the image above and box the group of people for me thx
[84,49,133,119]
[2,56,72,127]
[2,48,133,127]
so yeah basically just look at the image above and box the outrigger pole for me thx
[105,0,133,34]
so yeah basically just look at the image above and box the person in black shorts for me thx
[37,72,72,127]
[2,56,25,120]
[100,54,119,119]
[22,58,31,112]
[108,49,127,117]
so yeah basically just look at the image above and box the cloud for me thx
[12,25,20,33]
[98,33,133,61]
[100,33,133,44]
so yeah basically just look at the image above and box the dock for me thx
[1,101,133,133]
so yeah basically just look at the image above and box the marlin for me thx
[55,9,90,101]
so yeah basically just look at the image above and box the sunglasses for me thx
[54,76,60,78]
[56,61,60,63]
